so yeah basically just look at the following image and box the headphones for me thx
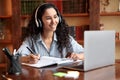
[35,3,62,28]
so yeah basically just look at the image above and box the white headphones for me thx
[35,3,62,28]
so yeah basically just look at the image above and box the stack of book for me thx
[62,0,89,14]
[21,0,44,15]
[67,25,89,41]
[75,25,89,40]
[67,26,76,39]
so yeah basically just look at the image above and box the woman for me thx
[18,3,84,64]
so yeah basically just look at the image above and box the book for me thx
[21,0,44,15]
[75,26,83,40]
[75,25,89,40]
[22,56,82,68]
[62,0,87,14]
[67,26,76,39]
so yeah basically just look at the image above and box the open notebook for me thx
[22,56,82,68]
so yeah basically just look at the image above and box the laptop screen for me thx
[59,31,115,72]
[84,31,115,71]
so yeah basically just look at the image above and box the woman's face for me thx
[42,8,59,32]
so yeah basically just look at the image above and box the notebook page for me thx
[22,56,82,68]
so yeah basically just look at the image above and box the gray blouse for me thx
[17,33,84,58]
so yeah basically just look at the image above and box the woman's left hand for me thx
[67,53,84,61]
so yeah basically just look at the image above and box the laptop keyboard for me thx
[59,61,84,71]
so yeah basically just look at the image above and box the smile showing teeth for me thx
[50,25,55,28]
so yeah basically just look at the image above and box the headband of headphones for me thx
[35,3,62,28]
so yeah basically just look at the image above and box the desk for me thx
[0,61,120,80]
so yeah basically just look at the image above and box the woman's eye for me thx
[54,16,57,18]
[46,17,51,20]
[46,15,58,20]
[54,15,59,18]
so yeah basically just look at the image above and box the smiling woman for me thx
[17,3,84,64]
[42,8,59,32]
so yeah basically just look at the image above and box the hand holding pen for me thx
[28,54,40,64]
[26,47,40,64]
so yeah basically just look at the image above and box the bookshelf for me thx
[100,12,120,16]
[0,0,118,61]
[46,0,89,14]
[63,13,88,17]
[20,0,120,42]
[0,0,12,17]
[21,0,45,15]
[45,0,120,59]
[20,0,91,45]
[62,0,88,14]
[20,0,45,33]
[45,0,97,42]
[0,0,119,63]
[0,40,12,44]
[0,0,22,63]
[0,0,12,63]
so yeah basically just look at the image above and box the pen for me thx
[26,47,35,54]
[2,47,12,59]
[26,47,40,60]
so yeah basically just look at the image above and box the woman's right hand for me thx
[20,54,40,64]
[28,54,40,64]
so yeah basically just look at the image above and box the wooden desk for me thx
[0,61,120,80]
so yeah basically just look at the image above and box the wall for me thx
[64,17,89,26]
[100,16,120,59]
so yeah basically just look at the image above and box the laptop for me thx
[60,30,115,71]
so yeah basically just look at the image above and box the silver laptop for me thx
[60,31,115,71]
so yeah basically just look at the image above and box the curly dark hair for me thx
[23,3,71,57]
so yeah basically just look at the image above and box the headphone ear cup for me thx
[59,16,62,23]
[38,19,42,28]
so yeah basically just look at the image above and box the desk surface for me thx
[0,61,120,80]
